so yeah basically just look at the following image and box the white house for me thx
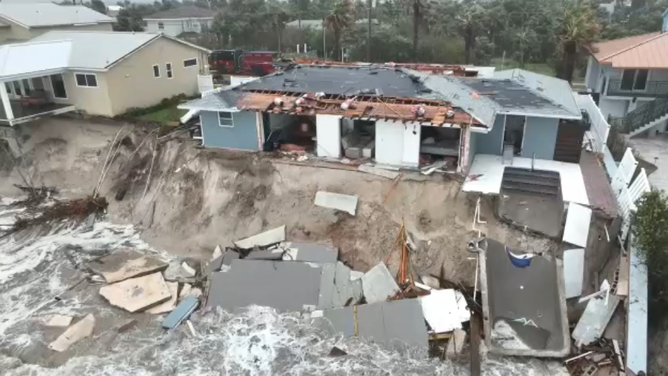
[0,3,113,43]
[144,6,216,37]
[0,31,210,126]
[584,10,668,137]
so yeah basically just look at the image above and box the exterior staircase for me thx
[620,97,668,137]
[501,168,561,197]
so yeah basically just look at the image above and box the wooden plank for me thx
[470,312,481,376]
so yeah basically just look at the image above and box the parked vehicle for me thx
[209,49,278,77]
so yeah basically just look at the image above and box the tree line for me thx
[111,0,668,83]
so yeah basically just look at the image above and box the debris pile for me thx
[202,224,477,358]
[11,195,108,232]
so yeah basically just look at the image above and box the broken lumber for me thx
[88,250,168,283]
[48,314,95,352]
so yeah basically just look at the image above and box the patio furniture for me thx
[19,89,48,107]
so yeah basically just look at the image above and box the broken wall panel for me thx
[207,260,322,312]
[562,203,592,248]
[572,295,621,346]
[563,248,585,299]
[234,225,286,249]
[315,299,428,352]
[362,262,400,304]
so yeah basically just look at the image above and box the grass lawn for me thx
[137,106,188,125]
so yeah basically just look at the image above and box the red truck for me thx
[209,49,278,77]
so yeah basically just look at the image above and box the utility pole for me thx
[366,0,372,62]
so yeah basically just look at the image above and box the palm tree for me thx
[456,5,484,65]
[556,3,600,83]
[402,0,426,62]
[325,0,354,61]
[266,2,289,52]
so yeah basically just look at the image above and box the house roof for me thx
[241,65,427,97]
[31,31,210,70]
[0,40,71,80]
[410,68,581,125]
[285,18,378,29]
[0,3,113,28]
[494,69,581,118]
[408,69,499,126]
[180,65,481,127]
[590,32,668,68]
[145,5,216,20]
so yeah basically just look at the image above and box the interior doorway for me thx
[503,115,526,156]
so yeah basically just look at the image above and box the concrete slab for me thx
[464,154,590,206]
[572,295,621,346]
[318,263,337,309]
[315,262,362,309]
[316,300,428,352]
[362,299,428,351]
[563,249,585,299]
[418,289,470,333]
[146,281,179,314]
[234,225,286,249]
[362,262,400,304]
[282,242,339,263]
[99,272,172,313]
[317,307,356,337]
[87,249,168,283]
[42,314,73,327]
[481,239,569,357]
[48,314,95,352]
[207,260,322,312]
[245,249,284,260]
[314,191,358,216]
[498,191,563,238]
[563,203,592,248]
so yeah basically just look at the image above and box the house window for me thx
[75,73,98,88]
[218,111,234,127]
[183,58,197,68]
[158,22,164,30]
[153,64,160,78]
[620,69,649,91]
[166,63,173,79]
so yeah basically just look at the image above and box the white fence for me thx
[578,94,611,154]
[605,147,651,241]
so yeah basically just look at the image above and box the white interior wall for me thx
[402,123,421,167]
[375,120,404,166]
[315,114,342,158]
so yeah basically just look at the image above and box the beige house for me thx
[0,31,210,126]
[0,3,113,43]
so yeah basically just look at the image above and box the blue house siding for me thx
[521,117,559,160]
[201,110,260,151]
[476,115,505,156]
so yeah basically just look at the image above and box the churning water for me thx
[0,198,569,376]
